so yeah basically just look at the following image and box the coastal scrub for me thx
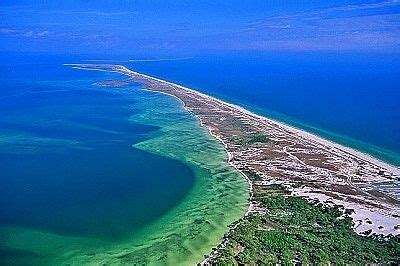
[214,185,400,265]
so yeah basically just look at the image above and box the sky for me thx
[0,0,399,55]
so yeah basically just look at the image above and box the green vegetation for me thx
[239,134,270,147]
[248,134,269,144]
[215,185,400,265]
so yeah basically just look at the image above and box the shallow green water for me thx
[110,89,249,265]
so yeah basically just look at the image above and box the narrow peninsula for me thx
[68,64,400,264]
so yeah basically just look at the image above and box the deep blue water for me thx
[126,52,400,166]
[0,55,194,241]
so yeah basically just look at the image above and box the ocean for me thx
[0,51,399,264]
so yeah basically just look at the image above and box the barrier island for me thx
[69,64,400,264]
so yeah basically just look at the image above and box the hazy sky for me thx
[1,0,399,55]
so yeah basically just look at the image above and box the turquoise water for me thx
[0,61,192,242]
[0,54,248,264]
[126,52,400,166]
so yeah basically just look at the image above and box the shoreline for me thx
[141,87,255,214]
